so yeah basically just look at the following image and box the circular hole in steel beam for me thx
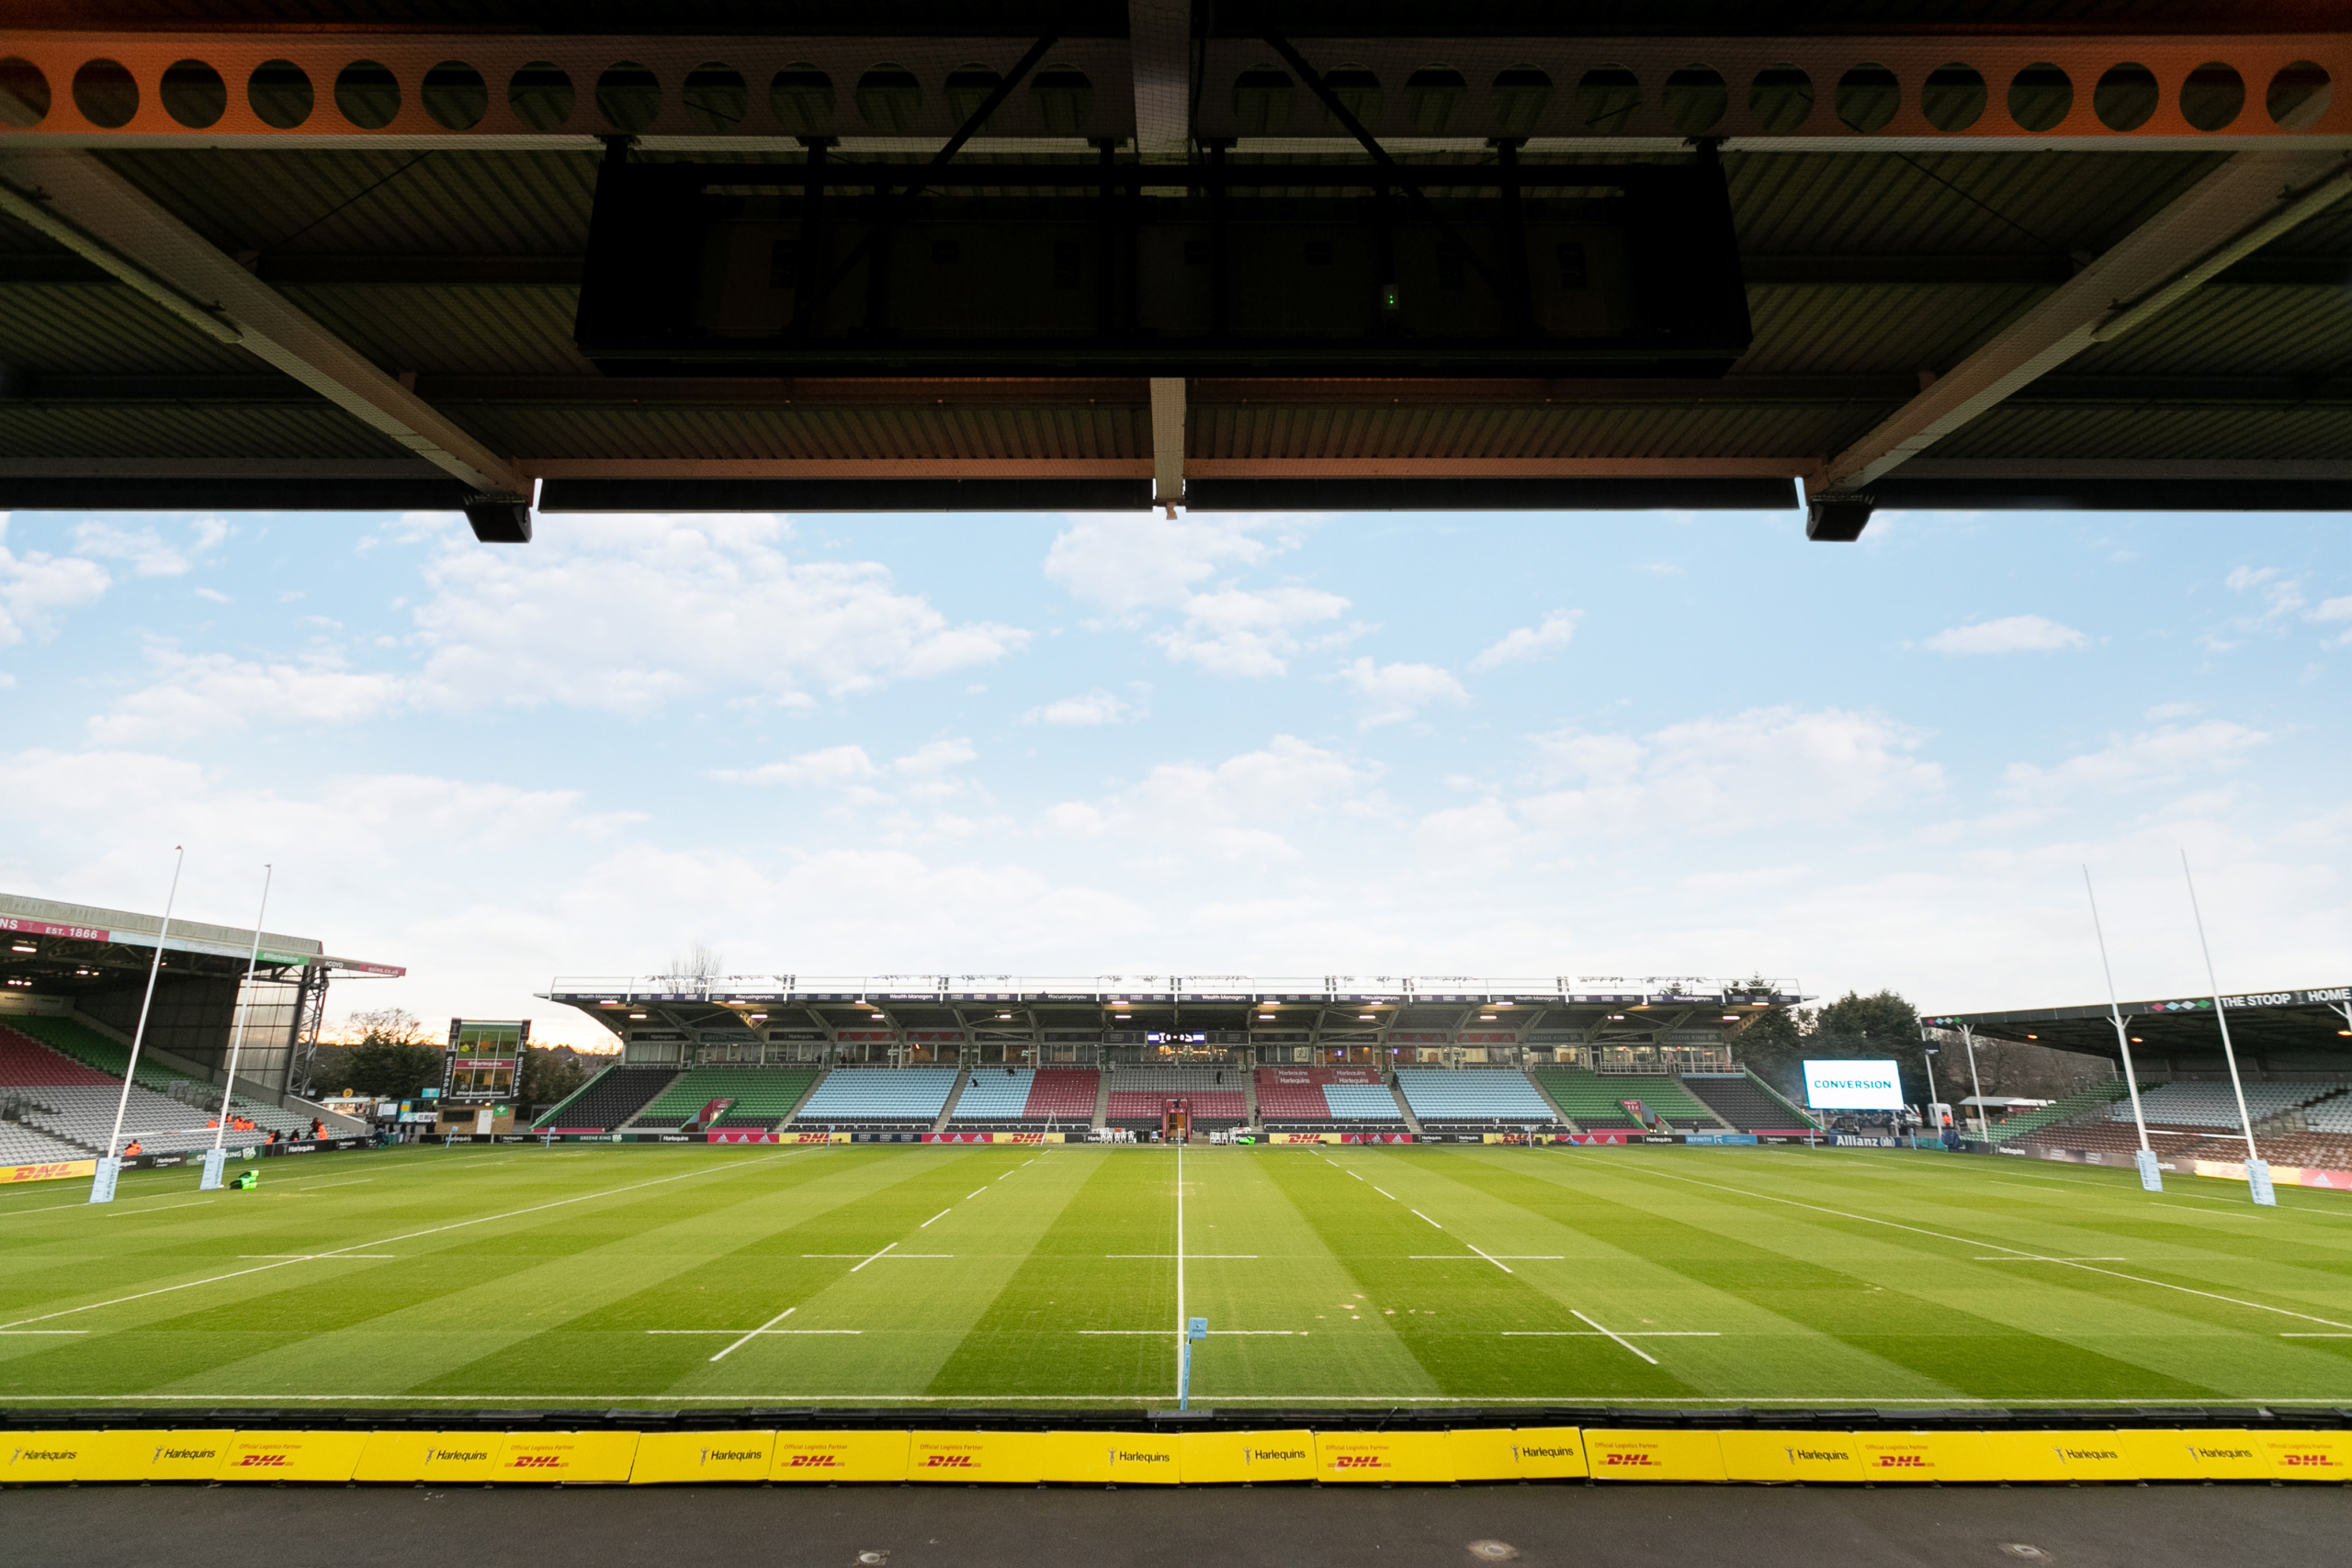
[596,61,661,132]
[0,57,51,127]
[422,61,485,130]
[944,63,1004,133]
[1405,66,1466,135]
[1319,65,1382,129]
[1030,64,1092,137]
[509,62,572,130]
[2007,62,2073,131]
[1835,62,1899,133]
[2094,62,2158,131]
[856,63,923,133]
[683,62,746,133]
[335,59,401,130]
[161,58,225,129]
[771,64,834,135]
[2180,62,2245,131]
[1921,62,1984,130]
[2268,61,2332,129]
[1489,65,1550,135]
[1577,66,1639,135]
[249,58,313,129]
[73,58,139,129]
[1748,64,1813,132]
[1661,65,1725,134]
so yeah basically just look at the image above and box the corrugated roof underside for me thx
[1191,402,1891,459]
[1925,407,2352,461]
[0,286,258,375]
[279,285,600,377]
[0,405,414,459]
[450,403,1151,460]
[1738,283,2050,375]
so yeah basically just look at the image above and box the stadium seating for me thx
[1103,1066,1246,1129]
[0,1027,117,1088]
[1253,1066,1400,1128]
[5,1014,209,1093]
[0,1021,316,1152]
[1533,1067,1721,1130]
[534,1065,678,1131]
[2303,1091,2352,1134]
[1678,1074,1813,1132]
[1393,1067,1561,1127]
[790,1066,961,1129]
[949,1067,1100,1128]
[2106,1081,2326,1129]
[1983,1082,2132,1142]
[627,1066,820,1130]
[0,1121,89,1163]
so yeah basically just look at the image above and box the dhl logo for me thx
[1871,1454,1929,1469]
[9,1163,85,1181]
[921,1454,978,1468]
[1331,1455,1389,1469]
[233,1454,291,1468]
[2277,1452,2342,1467]
[507,1455,564,1469]
[784,1454,844,1468]
[1600,1452,1659,1466]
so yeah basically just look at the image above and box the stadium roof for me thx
[4,3,2348,540]
[0,888,404,980]
[1927,983,2352,1074]
[543,971,1804,1044]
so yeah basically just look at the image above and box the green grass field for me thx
[6,1142,2352,1410]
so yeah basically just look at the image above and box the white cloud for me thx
[87,651,402,743]
[1922,615,2088,655]
[195,587,232,605]
[711,739,977,790]
[1517,706,1943,838]
[1470,609,1580,671]
[2312,595,2352,624]
[1044,513,1280,618]
[69,521,207,578]
[1026,690,1133,727]
[0,538,111,647]
[1339,657,1468,727]
[1043,735,1382,862]
[1997,720,2267,807]
[408,513,1027,715]
[1151,586,1351,677]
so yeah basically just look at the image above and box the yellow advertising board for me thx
[1510,1427,1589,1479]
[1,1431,96,1482]
[77,1429,234,1482]
[907,1430,1042,1484]
[2167,1429,2270,1480]
[1043,1430,1183,1484]
[217,1431,368,1482]
[1719,1430,1865,1483]
[4,1159,96,1184]
[496,1431,639,1483]
[1970,1432,2071,1483]
[1447,1428,1522,1481]
[353,1430,437,1483]
[2256,1430,2352,1480]
[1178,1428,1317,1483]
[1314,1431,1456,1483]
[1584,1429,1727,1483]
[1852,1432,1989,1483]
[769,1430,909,1483]
[420,1434,508,1482]
[629,1430,776,1484]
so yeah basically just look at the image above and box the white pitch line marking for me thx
[920,1209,952,1228]
[1410,1209,1442,1229]
[1500,1331,1720,1338]
[2154,1203,2257,1218]
[1571,1309,1659,1366]
[237,1254,396,1259]
[1372,1187,1397,1201]
[1464,1243,1515,1274]
[967,1188,987,1199]
[1079,1329,1298,1336]
[100,1200,213,1216]
[851,1241,898,1272]
[1973,1256,2126,1261]
[1409,1255,1564,1261]
[1103,1254,1259,1259]
[0,1149,804,1331]
[0,1330,88,1335]
[802,1253,953,1261]
[708,1305,797,1361]
[1565,1156,2352,1333]
[647,1328,858,1336]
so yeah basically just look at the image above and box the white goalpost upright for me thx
[90,845,183,1204]
[2084,865,2163,1192]
[2181,850,2275,1208]
[200,864,272,1191]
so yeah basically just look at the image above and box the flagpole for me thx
[2182,849,2273,1206]
[93,846,182,1203]
[200,865,271,1189]
[2084,864,2162,1192]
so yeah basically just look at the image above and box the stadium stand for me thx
[0,1026,117,1089]
[0,1021,314,1152]
[6,1015,209,1092]
[2303,1091,2352,1134]
[1394,1067,1562,1128]
[626,1066,820,1130]
[949,1067,1100,1129]
[2106,1080,2325,1128]
[1983,1082,2132,1143]
[1104,1066,1247,1130]
[0,1119,90,1164]
[791,1066,961,1130]
[1253,1066,1401,1129]
[1679,1073,1815,1132]
[1532,1066,1721,1130]
[533,1065,677,1131]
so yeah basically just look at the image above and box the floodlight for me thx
[9,941,35,953]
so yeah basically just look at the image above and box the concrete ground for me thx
[10,1480,2347,1568]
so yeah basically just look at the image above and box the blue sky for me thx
[1,502,2346,1045]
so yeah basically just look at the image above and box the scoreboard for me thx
[444,1019,529,1103]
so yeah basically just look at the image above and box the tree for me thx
[1808,989,1930,1106]
[519,1045,594,1112]
[1728,1006,1808,1098]
[313,1007,443,1099]
[663,943,723,988]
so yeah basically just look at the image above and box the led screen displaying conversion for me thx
[1803,1058,1905,1111]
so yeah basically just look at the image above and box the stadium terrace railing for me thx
[545,975,1803,1005]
